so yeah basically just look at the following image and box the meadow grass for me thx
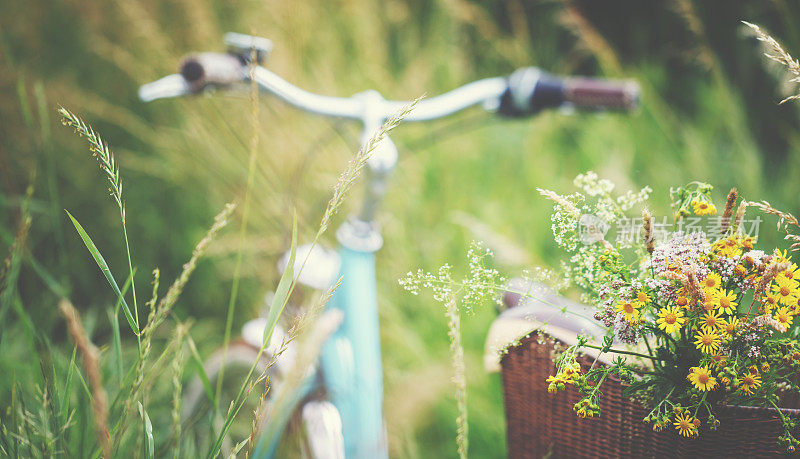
[4,1,800,457]
[0,97,414,457]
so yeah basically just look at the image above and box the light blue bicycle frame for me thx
[322,241,386,457]
[252,220,386,459]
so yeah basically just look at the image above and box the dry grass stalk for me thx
[58,107,124,216]
[557,3,622,75]
[744,200,800,251]
[659,270,687,283]
[0,212,31,296]
[58,299,111,458]
[749,258,791,316]
[733,201,747,233]
[537,188,580,217]
[719,188,738,234]
[170,323,189,458]
[150,203,236,332]
[642,209,655,254]
[684,268,705,309]
[123,204,234,430]
[670,0,715,72]
[318,99,419,237]
[743,21,800,104]
[754,262,778,299]
[445,297,468,459]
[243,330,296,457]
[753,313,787,333]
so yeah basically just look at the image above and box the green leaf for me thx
[65,210,138,335]
[263,212,297,347]
[137,402,154,459]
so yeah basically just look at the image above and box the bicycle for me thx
[139,32,639,458]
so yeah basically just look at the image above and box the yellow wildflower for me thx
[687,366,717,392]
[615,300,642,323]
[776,263,800,284]
[774,306,794,329]
[714,289,737,315]
[762,293,779,314]
[701,272,722,291]
[720,316,740,337]
[673,413,698,437]
[775,249,792,264]
[656,306,685,334]
[710,353,727,369]
[713,236,742,258]
[694,330,721,354]
[700,310,724,333]
[739,372,762,395]
[772,277,800,306]
[691,199,717,216]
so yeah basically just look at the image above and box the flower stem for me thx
[582,343,662,361]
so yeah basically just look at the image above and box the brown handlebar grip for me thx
[180,52,246,92]
[563,78,640,111]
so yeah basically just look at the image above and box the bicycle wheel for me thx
[180,341,336,458]
[180,340,271,456]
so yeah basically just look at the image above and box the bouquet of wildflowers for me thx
[541,174,800,451]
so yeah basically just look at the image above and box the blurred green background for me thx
[4,0,800,457]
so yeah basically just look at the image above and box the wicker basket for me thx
[500,333,800,458]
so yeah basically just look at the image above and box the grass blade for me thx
[65,210,138,335]
[263,212,297,347]
[186,335,217,409]
[137,402,154,459]
[108,308,123,382]
[61,347,77,427]
[110,270,135,382]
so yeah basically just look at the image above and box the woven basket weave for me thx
[500,333,800,458]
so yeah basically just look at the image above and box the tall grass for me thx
[0,95,415,457]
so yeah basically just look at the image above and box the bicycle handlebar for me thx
[138,36,640,123]
[141,53,508,121]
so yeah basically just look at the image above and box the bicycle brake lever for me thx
[138,74,192,102]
